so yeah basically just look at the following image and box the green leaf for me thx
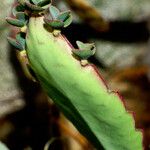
[37,0,51,7]
[31,0,51,6]
[7,32,26,50]
[25,1,45,11]
[16,33,26,50]
[48,6,72,28]
[31,0,43,5]
[6,17,25,27]
[57,11,70,22]
[26,17,143,150]
[76,41,96,51]
[63,14,72,27]
[16,12,28,22]
[57,11,72,28]
[7,37,23,50]
[44,19,64,28]
[72,49,95,59]
[49,5,60,19]
[12,5,25,17]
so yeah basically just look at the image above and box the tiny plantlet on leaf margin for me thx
[72,41,96,66]
[6,0,144,150]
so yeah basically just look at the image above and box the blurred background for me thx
[1,0,150,149]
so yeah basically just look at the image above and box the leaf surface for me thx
[26,17,143,150]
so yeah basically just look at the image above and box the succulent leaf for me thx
[16,33,26,50]
[25,1,45,11]
[6,17,25,27]
[26,17,143,150]
[12,5,25,17]
[16,12,28,23]
[63,14,72,27]
[72,49,95,60]
[49,5,60,19]
[6,0,144,149]
[57,11,70,22]
[57,11,72,27]
[47,5,72,28]
[44,18,64,28]
[37,0,51,7]
[76,41,96,51]
[31,0,43,5]
[7,37,23,50]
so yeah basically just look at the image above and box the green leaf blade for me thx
[25,1,45,11]
[12,4,25,16]
[6,17,25,27]
[37,0,51,7]
[63,14,72,27]
[57,11,70,22]
[76,41,95,51]
[44,18,64,28]
[16,33,26,50]
[7,37,23,50]
[26,17,143,150]
[72,49,95,59]
[31,0,43,5]
[49,5,60,19]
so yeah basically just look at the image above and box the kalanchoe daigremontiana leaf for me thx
[44,5,72,28]
[72,49,95,60]
[16,12,29,23]
[7,33,26,50]
[37,0,51,7]
[32,0,43,5]
[7,37,23,50]
[31,0,51,7]
[57,11,72,28]
[16,33,26,49]
[6,0,144,149]
[49,5,60,19]
[76,41,95,51]
[6,12,28,27]
[63,14,72,28]
[25,1,45,11]
[44,19,64,28]
[24,0,51,11]
[12,5,25,17]
[26,17,143,150]
[6,17,25,27]
[72,41,96,60]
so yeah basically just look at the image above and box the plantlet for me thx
[6,0,144,149]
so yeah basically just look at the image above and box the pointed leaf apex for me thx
[16,33,26,50]
[72,49,95,60]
